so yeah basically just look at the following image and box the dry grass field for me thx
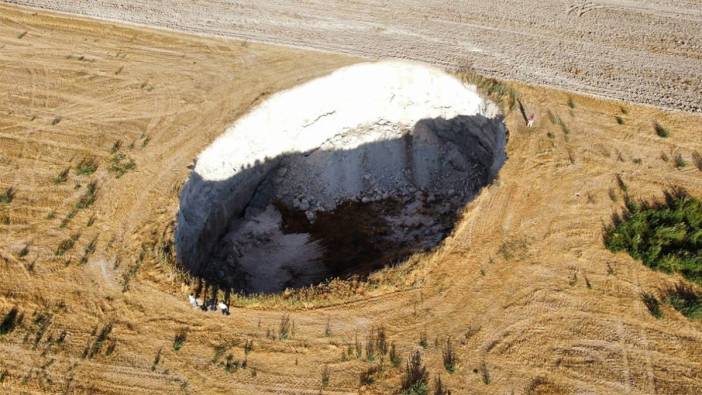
[1,3,702,394]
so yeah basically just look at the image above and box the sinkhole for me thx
[176,61,507,293]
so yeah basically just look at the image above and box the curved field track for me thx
[1,4,702,394]
[4,0,702,113]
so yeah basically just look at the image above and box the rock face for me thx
[176,61,507,292]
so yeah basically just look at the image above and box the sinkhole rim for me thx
[175,61,508,295]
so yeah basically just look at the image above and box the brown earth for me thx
[3,0,702,113]
[1,3,702,394]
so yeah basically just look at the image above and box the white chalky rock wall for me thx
[176,61,507,283]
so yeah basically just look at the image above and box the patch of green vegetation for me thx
[55,233,80,256]
[567,96,575,109]
[173,327,188,351]
[109,153,136,178]
[401,350,428,395]
[76,181,98,209]
[75,158,99,176]
[604,189,702,285]
[441,337,457,373]
[615,116,624,125]
[0,187,15,204]
[662,282,702,319]
[674,154,687,169]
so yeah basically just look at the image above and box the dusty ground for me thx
[3,0,702,113]
[1,3,702,394]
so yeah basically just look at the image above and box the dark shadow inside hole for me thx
[176,114,507,294]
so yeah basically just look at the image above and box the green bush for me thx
[604,189,702,284]
[662,282,702,319]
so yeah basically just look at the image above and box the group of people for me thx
[189,293,230,315]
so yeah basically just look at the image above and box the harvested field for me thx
[4,0,702,112]
[1,3,702,395]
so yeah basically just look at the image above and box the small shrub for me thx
[244,339,254,355]
[54,167,70,184]
[51,116,62,126]
[56,237,76,256]
[359,364,381,386]
[324,317,331,337]
[674,153,687,169]
[60,208,78,228]
[390,341,401,367]
[401,350,428,395]
[173,327,188,351]
[109,153,136,178]
[433,375,451,395]
[18,244,29,258]
[75,158,98,176]
[0,187,15,204]
[641,292,662,318]
[441,337,457,373]
[151,347,162,371]
[86,321,113,359]
[615,116,624,125]
[354,332,362,359]
[321,365,330,387]
[567,97,575,109]
[224,354,239,372]
[110,140,122,154]
[480,362,491,384]
[0,306,21,335]
[615,174,628,193]
[418,331,428,349]
[654,122,669,138]
[662,282,702,319]
[693,151,702,171]
[366,331,376,361]
[76,181,98,209]
[278,314,291,340]
[17,31,27,39]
